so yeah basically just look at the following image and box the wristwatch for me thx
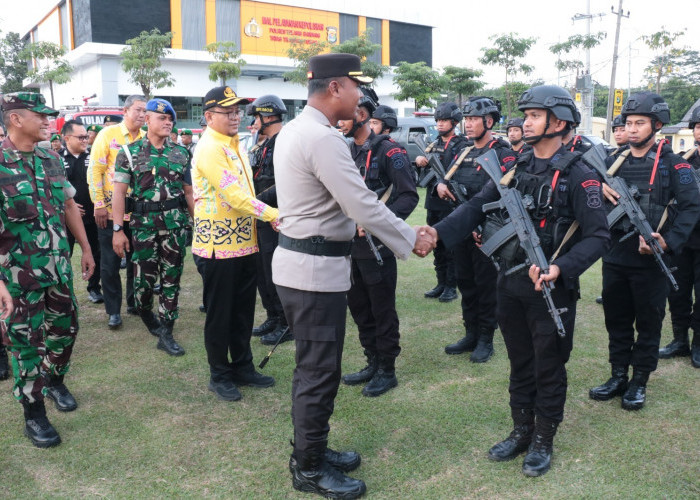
[113,223,123,232]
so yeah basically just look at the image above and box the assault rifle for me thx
[582,145,679,291]
[413,136,468,205]
[476,149,569,337]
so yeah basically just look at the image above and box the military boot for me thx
[488,408,535,461]
[139,309,162,337]
[621,369,649,411]
[589,365,628,401]
[659,327,690,359]
[362,356,398,397]
[342,350,377,386]
[470,327,495,363]
[438,286,458,302]
[260,323,293,346]
[424,283,445,298]
[22,399,61,448]
[45,374,78,412]
[444,324,478,355]
[692,333,700,368]
[290,447,366,499]
[0,343,9,380]
[522,416,558,477]
[252,317,279,336]
[156,320,185,356]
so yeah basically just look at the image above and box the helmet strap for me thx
[259,116,283,135]
[345,117,369,138]
[629,118,658,148]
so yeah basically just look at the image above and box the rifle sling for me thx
[444,146,474,181]
[379,184,393,204]
[683,146,697,160]
[607,148,630,176]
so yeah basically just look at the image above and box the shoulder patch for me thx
[675,163,692,170]
[581,179,600,188]
[502,155,516,164]
[386,147,402,157]
[582,179,602,208]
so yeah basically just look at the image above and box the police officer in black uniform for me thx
[563,109,591,154]
[246,94,291,345]
[423,85,610,477]
[416,103,468,302]
[589,92,700,408]
[369,105,398,136]
[506,117,531,155]
[611,114,629,153]
[659,105,700,368]
[338,88,418,397]
[441,97,516,362]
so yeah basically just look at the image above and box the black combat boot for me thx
[290,447,366,499]
[252,316,279,336]
[470,327,494,363]
[522,416,558,477]
[659,327,690,359]
[692,333,700,368]
[342,350,377,386]
[488,408,535,461]
[22,399,61,448]
[589,365,628,401]
[424,283,445,298]
[0,343,9,380]
[156,320,185,356]
[621,369,649,411]
[287,441,361,474]
[444,324,478,355]
[362,356,397,397]
[45,374,78,412]
[139,309,162,337]
[260,323,293,345]
[438,286,458,302]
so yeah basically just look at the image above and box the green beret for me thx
[87,125,103,133]
[180,129,192,136]
[50,134,61,142]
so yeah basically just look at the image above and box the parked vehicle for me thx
[390,117,438,184]
[51,106,124,133]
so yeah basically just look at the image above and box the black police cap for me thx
[307,53,373,84]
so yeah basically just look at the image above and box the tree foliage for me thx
[19,41,73,107]
[642,27,687,94]
[120,28,174,99]
[206,41,246,86]
[440,66,483,108]
[483,80,541,125]
[549,32,606,74]
[0,31,29,94]
[392,61,443,111]
[332,30,387,83]
[479,33,537,119]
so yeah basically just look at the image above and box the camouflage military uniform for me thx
[114,137,191,322]
[0,139,78,403]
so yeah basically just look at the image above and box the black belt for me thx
[278,234,352,257]
[132,196,185,214]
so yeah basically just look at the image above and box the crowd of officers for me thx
[0,50,698,498]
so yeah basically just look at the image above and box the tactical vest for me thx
[451,138,509,200]
[356,134,400,206]
[252,134,277,194]
[481,151,581,271]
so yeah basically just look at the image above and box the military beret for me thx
[203,86,251,111]
[103,114,123,125]
[87,124,103,133]
[146,98,176,122]
[307,53,372,84]
[50,134,61,142]
[180,129,192,136]
[1,92,59,116]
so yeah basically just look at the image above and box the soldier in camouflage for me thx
[0,92,95,448]
[111,98,194,357]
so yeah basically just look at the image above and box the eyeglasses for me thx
[66,135,89,141]
[209,109,244,119]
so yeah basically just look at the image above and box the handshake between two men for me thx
[413,226,438,258]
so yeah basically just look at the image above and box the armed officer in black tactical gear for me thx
[589,92,700,409]
[611,114,629,152]
[246,95,292,346]
[440,97,516,363]
[337,88,418,397]
[659,105,700,368]
[506,117,531,155]
[369,105,398,136]
[416,103,468,302]
[421,85,610,477]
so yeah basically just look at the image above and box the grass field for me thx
[0,190,698,499]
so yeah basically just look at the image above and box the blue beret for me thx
[146,98,176,122]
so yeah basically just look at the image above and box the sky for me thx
[1,0,698,91]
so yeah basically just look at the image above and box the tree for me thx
[483,80,541,123]
[392,61,443,111]
[0,31,29,94]
[642,27,687,94]
[549,33,606,76]
[285,30,386,86]
[120,28,174,99]
[479,33,537,119]
[440,66,483,108]
[206,41,246,86]
[19,41,73,108]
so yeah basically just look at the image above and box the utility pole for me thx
[572,1,606,135]
[605,0,630,142]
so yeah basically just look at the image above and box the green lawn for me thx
[0,189,698,499]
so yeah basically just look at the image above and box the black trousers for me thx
[602,261,668,372]
[193,254,206,304]
[347,256,400,360]
[255,223,285,323]
[454,237,498,330]
[202,255,257,382]
[277,285,346,454]
[427,208,456,287]
[97,223,134,315]
[667,246,700,334]
[496,274,576,422]
[68,220,101,294]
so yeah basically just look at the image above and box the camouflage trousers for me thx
[0,281,78,403]
[132,226,187,322]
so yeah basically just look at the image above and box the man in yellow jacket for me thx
[192,86,279,402]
